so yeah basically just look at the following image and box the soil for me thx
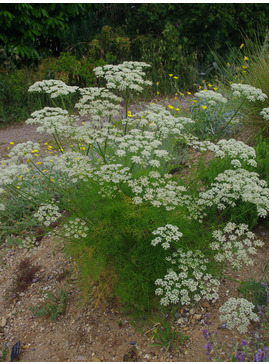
[0,98,268,362]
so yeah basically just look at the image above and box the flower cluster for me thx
[63,218,89,239]
[28,79,79,98]
[26,107,75,135]
[132,103,195,139]
[7,141,41,163]
[231,83,267,102]
[94,61,152,93]
[128,172,200,217]
[190,138,257,168]
[151,224,183,249]
[210,222,264,269]
[194,90,227,105]
[43,152,95,184]
[197,168,269,217]
[34,203,62,226]
[219,297,259,333]
[75,87,122,122]
[260,107,269,121]
[155,248,220,306]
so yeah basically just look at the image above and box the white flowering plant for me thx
[0,61,268,317]
[219,297,259,334]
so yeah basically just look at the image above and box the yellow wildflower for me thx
[16,186,20,189]
[242,65,248,69]
[50,179,55,182]
[157,91,160,95]
[208,84,212,87]
[156,81,159,85]
[173,76,178,79]
[128,111,132,117]
[167,105,174,109]
[201,105,207,110]
[227,62,231,67]
[187,92,191,95]
[9,142,14,145]
[36,161,42,165]
[240,43,244,49]
[213,88,218,91]
[44,142,48,146]
[169,74,173,77]
[244,56,249,61]
[174,96,177,100]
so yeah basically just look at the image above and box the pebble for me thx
[0,317,7,327]
[201,301,210,308]
[189,309,196,315]
[193,314,202,321]
[130,341,137,345]
[92,357,101,362]
[174,313,181,319]
[76,355,86,361]
[176,318,185,325]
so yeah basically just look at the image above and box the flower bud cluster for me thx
[219,297,259,333]
[210,222,264,269]
[260,107,269,121]
[155,248,220,306]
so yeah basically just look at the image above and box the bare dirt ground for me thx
[0,98,268,362]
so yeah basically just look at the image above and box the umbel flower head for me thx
[219,297,259,333]
[28,79,79,98]
[94,61,152,93]
[231,83,267,102]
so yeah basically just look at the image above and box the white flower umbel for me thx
[43,152,95,184]
[132,103,195,140]
[260,107,269,121]
[28,79,79,98]
[197,168,269,217]
[26,107,76,135]
[75,87,122,122]
[219,297,259,334]
[128,173,204,219]
[210,222,264,269]
[151,224,183,250]
[63,218,89,239]
[155,248,220,306]
[34,203,61,227]
[94,61,152,93]
[190,139,257,168]
[194,90,227,104]
[8,141,41,163]
[231,83,267,102]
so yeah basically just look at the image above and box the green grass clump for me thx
[30,289,68,320]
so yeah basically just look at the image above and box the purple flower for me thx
[204,342,212,360]
[240,339,248,347]
[203,328,211,341]
[235,351,246,362]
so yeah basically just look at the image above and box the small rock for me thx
[201,301,210,308]
[92,357,101,362]
[174,313,181,319]
[76,355,86,361]
[176,318,185,325]
[0,318,7,327]
[130,341,137,345]
[189,309,196,315]
[220,323,227,329]
[193,314,202,321]
[183,317,188,324]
